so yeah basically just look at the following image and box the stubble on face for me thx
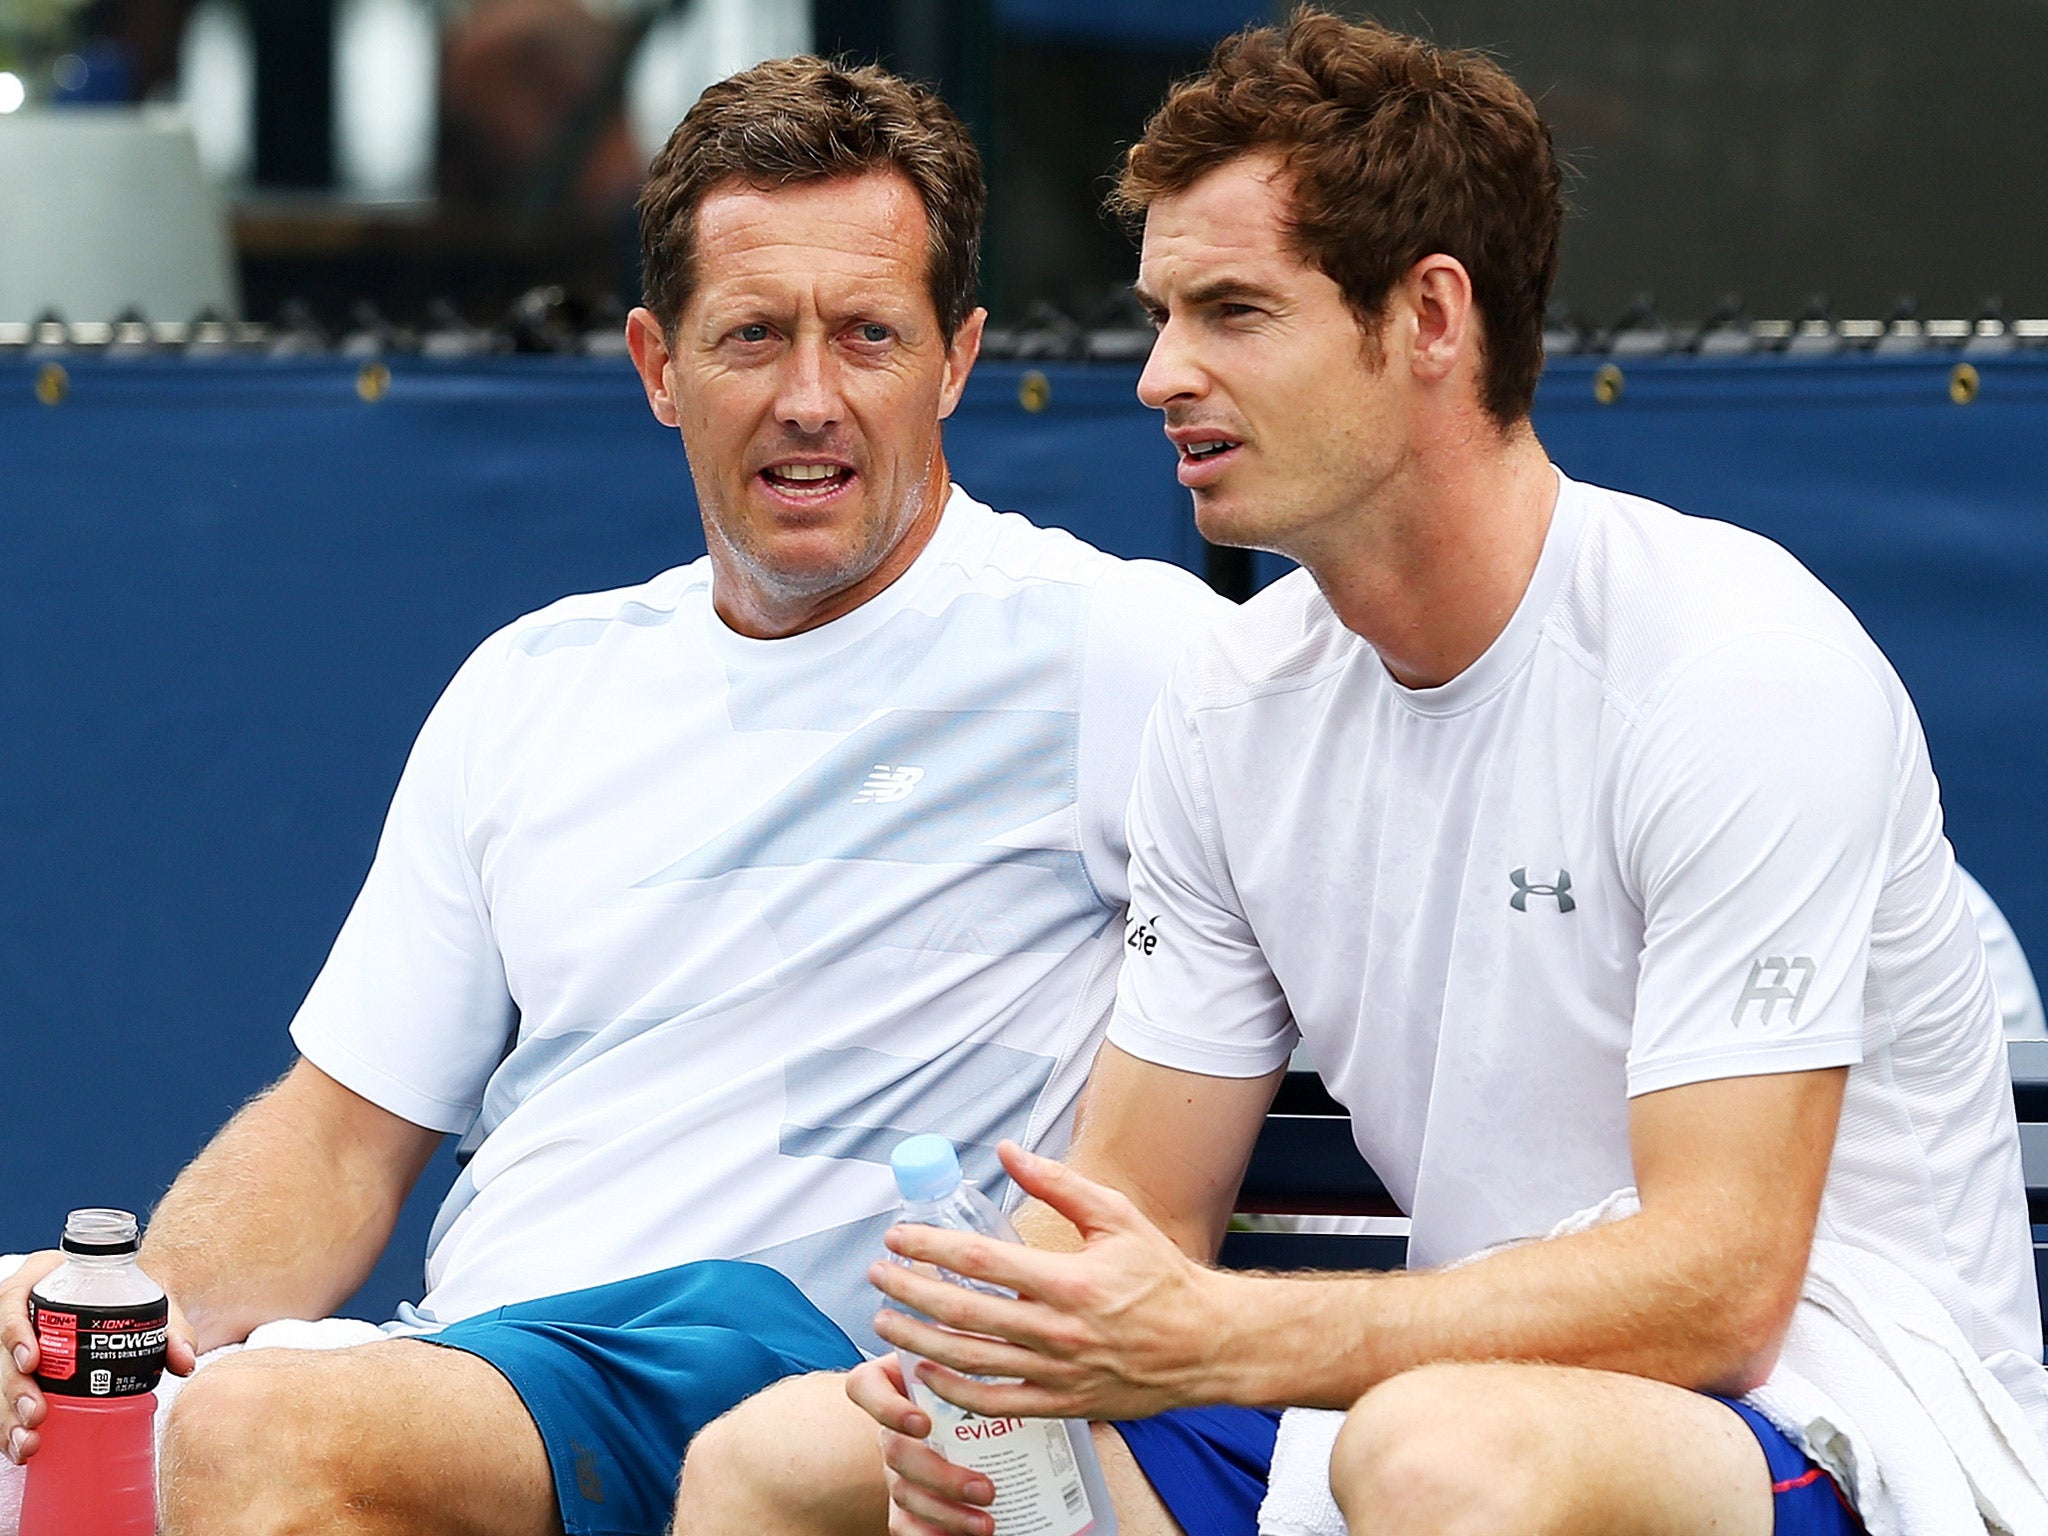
[700,433,922,618]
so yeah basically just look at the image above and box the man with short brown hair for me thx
[689,12,2044,1535]
[0,55,1225,1536]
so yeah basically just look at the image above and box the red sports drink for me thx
[20,1209,167,1536]
[19,1396,157,1535]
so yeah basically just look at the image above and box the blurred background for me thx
[3,0,2046,332]
[6,0,2048,1315]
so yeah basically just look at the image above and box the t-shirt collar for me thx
[1385,465,1585,718]
[699,483,972,667]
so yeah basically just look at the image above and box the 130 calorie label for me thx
[912,1382,1097,1536]
[27,1295,169,1397]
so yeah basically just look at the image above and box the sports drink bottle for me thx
[20,1208,168,1536]
[888,1134,1117,1536]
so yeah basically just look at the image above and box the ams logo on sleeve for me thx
[1731,956,1816,1027]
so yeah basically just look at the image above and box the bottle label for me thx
[912,1382,1096,1536]
[26,1294,169,1398]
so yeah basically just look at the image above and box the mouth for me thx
[1171,433,1245,486]
[757,460,857,505]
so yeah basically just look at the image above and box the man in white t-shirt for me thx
[691,13,2046,1536]
[0,58,1229,1536]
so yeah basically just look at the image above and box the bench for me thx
[1220,1038,2048,1323]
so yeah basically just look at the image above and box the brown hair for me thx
[1116,8,1562,425]
[638,56,985,339]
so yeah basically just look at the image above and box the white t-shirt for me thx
[1111,471,2046,1431]
[291,487,1226,1344]
[1959,868,2048,1041]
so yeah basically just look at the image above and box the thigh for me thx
[1096,1422,1190,1536]
[1110,1407,1282,1536]
[678,1368,1189,1536]
[1331,1361,1777,1536]
[430,1259,864,1536]
[161,1334,558,1536]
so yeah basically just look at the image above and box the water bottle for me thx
[888,1135,1118,1536]
[20,1209,168,1536]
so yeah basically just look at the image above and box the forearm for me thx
[1011,1150,1225,1260]
[142,1063,438,1349]
[1032,1046,1278,1262]
[1210,1206,1792,1410]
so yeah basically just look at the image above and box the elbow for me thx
[1689,1273,1802,1397]
[1701,1340,1782,1399]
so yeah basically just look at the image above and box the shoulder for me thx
[942,486,1232,649]
[478,562,704,665]
[1165,567,1356,719]
[1547,477,1900,722]
[440,563,705,734]
[487,565,704,663]
[950,490,1216,597]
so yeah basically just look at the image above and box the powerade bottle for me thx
[888,1135,1118,1536]
[20,1209,168,1536]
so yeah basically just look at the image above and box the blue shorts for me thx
[424,1260,863,1536]
[1109,1397,1862,1536]
[1115,1406,1282,1536]
[428,1258,1274,1536]
[1716,1398,1866,1534]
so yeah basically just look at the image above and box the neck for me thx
[1303,424,1556,690]
[713,456,952,640]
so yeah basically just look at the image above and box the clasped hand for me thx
[848,1142,1238,1535]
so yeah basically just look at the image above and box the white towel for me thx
[1258,1407,1348,1536]
[1253,1196,2048,1536]
[1750,1238,2048,1536]
[0,1255,390,1536]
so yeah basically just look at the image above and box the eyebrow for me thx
[1131,275,1287,312]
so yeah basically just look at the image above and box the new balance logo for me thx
[1508,867,1575,913]
[853,764,925,804]
[1731,956,1815,1027]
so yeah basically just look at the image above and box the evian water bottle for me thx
[20,1209,168,1536]
[888,1135,1118,1536]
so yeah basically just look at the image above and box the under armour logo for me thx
[853,764,925,804]
[1508,867,1575,913]
[1731,956,1816,1027]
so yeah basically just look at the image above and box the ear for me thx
[1401,255,1476,387]
[626,306,682,428]
[935,307,987,421]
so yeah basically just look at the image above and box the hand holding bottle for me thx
[3,1235,195,1467]
[13,1210,172,1536]
[879,1136,1117,1536]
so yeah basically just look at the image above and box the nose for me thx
[1136,316,1204,411]
[775,333,843,435]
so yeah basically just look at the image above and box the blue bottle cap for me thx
[891,1134,963,1201]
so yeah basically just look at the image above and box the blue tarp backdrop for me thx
[3,352,2044,1320]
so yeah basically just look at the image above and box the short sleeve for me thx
[1106,671,1298,1076]
[1075,561,1231,907]
[289,639,517,1131]
[1619,630,1897,1097]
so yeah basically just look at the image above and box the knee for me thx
[159,1355,358,1536]
[1329,1364,1549,1536]
[675,1372,884,1536]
